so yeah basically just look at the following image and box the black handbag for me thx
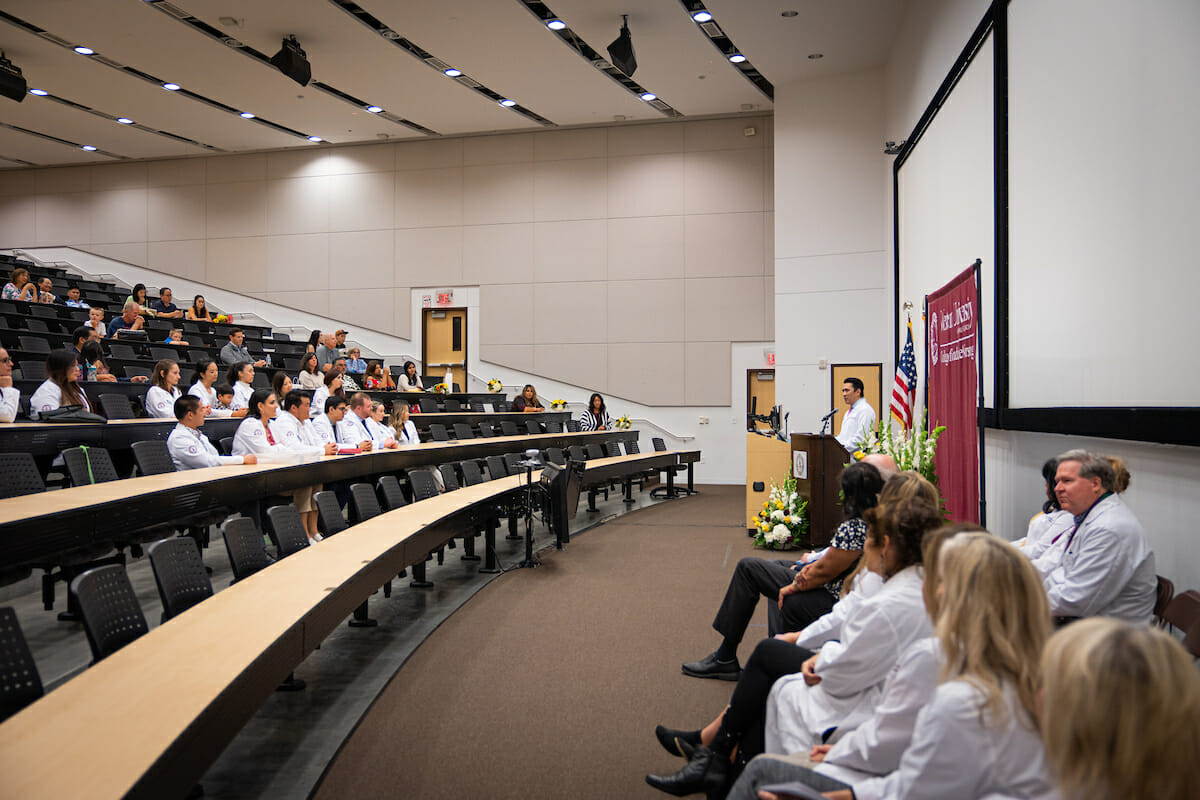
[40,405,107,424]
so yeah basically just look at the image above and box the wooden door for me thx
[422,308,467,390]
[747,369,775,431]
[831,363,883,438]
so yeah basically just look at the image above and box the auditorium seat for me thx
[418,396,439,414]
[524,419,542,436]
[565,419,581,433]
[442,398,461,412]
[0,453,46,500]
[107,343,137,360]
[221,517,273,583]
[314,491,348,539]
[265,505,311,559]
[544,419,563,434]
[452,423,475,440]
[500,421,518,437]
[146,537,213,624]
[98,394,137,420]
[71,565,149,664]
[459,460,484,486]
[0,607,44,723]
[62,446,121,485]
[17,336,49,355]
[1155,575,1175,627]
[427,423,449,442]
[376,475,407,510]
[437,464,461,491]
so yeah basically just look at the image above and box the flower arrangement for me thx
[550,399,567,410]
[432,382,450,395]
[853,411,946,490]
[614,415,631,430]
[487,379,503,393]
[214,314,229,324]
[752,471,809,550]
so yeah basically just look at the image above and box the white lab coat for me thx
[1017,510,1071,559]
[167,423,245,470]
[0,386,19,423]
[1044,493,1156,623]
[851,681,1052,800]
[189,382,232,418]
[231,416,299,463]
[813,638,940,784]
[231,380,253,411]
[144,385,181,418]
[310,414,337,445]
[334,415,368,447]
[835,398,876,451]
[29,381,91,419]
[396,419,419,445]
[795,571,884,651]
[765,566,931,754]
[365,417,396,448]
[310,385,330,418]
[269,411,326,459]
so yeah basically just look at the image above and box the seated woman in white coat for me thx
[30,350,92,419]
[741,532,1054,800]
[309,368,344,419]
[647,473,943,798]
[234,388,317,515]
[391,402,419,445]
[188,359,244,418]
[226,361,255,411]
[144,358,182,418]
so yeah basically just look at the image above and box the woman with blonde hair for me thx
[1039,617,1200,800]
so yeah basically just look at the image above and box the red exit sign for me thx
[436,290,454,306]
[766,351,775,366]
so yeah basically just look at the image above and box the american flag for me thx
[890,317,917,430]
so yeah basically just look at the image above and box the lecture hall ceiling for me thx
[0,0,905,169]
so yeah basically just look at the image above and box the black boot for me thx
[655,724,702,758]
[646,730,733,799]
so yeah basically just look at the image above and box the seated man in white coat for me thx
[1044,449,1156,624]
[168,395,257,470]
[0,347,19,423]
[835,378,875,453]
[312,396,372,451]
[271,390,337,541]
[347,392,398,450]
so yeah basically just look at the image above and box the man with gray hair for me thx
[315,332,339,373]
[1043,449,1156,623]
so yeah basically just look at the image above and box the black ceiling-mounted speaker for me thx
[270,35,311,87]
[607,16,636,78]
[0,52,28,102]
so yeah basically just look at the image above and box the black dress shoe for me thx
[646,745,730,799]
[681,651,741,681]
[655,724,701,757]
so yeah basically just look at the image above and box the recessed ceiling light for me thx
[239,111,255,119]
[807,53,823,60]
[640,92,657,102]
[499,99,516,107]
[365,105,383,113]
[691,11,713,23]
[116,117,134,125]
[73,46,95,55]
[781,10,799,18]
[162,82,181,91]
[28,88,48,96]
[444,68,462,77]
[546,19,566,31]
[307,135,323,142]
[81,145,97,151]
[729,54,747,63]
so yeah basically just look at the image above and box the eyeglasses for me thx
[0,357,11,364]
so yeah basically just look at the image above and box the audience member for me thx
[392,403,419,445]
[272,371,293,401]
[232,390,306,484]
[167,395,256,470]
[311,396,347,445]
[70,327,90,360]
[36,277,55,304]
[188,359,243,418]
[513,384,544,412]
[186,294,212,321]
[271,390,337,542]
[1043,449,1155,623]
[1016,457,1071,557]
[227,362,255,411]
[84,305,107,337]
[30,350,91,418]
[579,392,611,431]
[363,360,394,389]
[835,377,875,453]
[333,358,361,392]
[315,333,339,372]
[127,283,153,314]
[145,359,183,418]
[2,266,37,301]
[345,348,368,373]
[213,384,235,413]
[334,329,349,356]
[305,329,321,355]
[151,287,183,318]
[345,393,397,449]
[79,341,119,383]
[64,286,90,308]
[310,369,343,419]
[397,360,424,392]
[220,328,267,368]
[0,347,18,422]
[108,301,145,337]
[296,353,322,390]
[163,328,189,346]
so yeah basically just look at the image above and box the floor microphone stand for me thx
[517,463,541,569]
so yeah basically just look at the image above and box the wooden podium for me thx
[790,433,849,547]
[745,433,792,533]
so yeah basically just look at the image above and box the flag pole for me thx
[974,258,986,526]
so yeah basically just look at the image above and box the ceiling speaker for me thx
[607,17,636,78]
[270,35,311,87]
[0,53,27,102]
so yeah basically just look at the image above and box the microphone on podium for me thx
[820,408,838,422]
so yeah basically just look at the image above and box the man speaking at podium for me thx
[835,377,875,452]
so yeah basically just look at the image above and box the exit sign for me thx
[766,351,775,366]
[436,290,454,306]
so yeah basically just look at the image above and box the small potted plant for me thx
[487,378,503,393]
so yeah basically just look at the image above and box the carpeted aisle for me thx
[314,484,777,800]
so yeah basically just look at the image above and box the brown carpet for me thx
[315,485,774,800]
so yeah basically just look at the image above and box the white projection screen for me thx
[1008,0,1200,407]
[897,35,995,409]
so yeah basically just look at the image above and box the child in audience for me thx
[84,306,107,337]
[213,384,236,413]
[163,328,189,346]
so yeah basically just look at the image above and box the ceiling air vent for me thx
[699,20,723,37]
[423,56,450,72]
[455,75,482,89]
[155,2,192,20]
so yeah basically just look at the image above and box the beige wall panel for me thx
[532,344,607,392]
[266,176,330,236]
[206,153,267,184]
[479,344,535,373]
[684,117,768,152]
[394,167,463,229]
[148,239,206,282]
[90,189,149,244]
[0,196,36,245]
[533,219,606,283]
[607,153,684,218]
[0,170,37,197]
[685,341,732,406]
[532,158,607,222]
[684,149,765,215]
[533,281,606,344]
[34,193,91,245]
[267,233,330,292]
[262,289,329,317]
[329,230,393,288]
[774,251,886,294]
[685,276,767,342]
[534,128,607,161]
[148,184,206,242]
[35,167,92,194]
[327,143,395,175]
[147,158,206,188]
[480,284,534,346]
[394,227,462,287]
[267,149,331,180]
[206,181,267,239]
[463,133,534,166]
[91,163,148,191]
[606,216,685,281]
[763,145,774,212]
[392,287,412,341]
[328,288,394,334]
[764,278,775,342]
[395,138,463,171]
[764,211,775,274]
[206,237,267,294]
[462,223,534,284]
[608,123,684,157]
[606,279,685,343]
[463,164,534,226]
[327,171,394,233]
[683,212,766,278]
[607,342,685,405]
[87,242,148,267]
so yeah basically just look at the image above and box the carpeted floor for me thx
[314,484,777,800]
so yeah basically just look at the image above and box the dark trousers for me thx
[712,557,838,644]
[723,638,816,769]
[726,757,851,800]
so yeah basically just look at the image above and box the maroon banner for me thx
[926,265,980,523]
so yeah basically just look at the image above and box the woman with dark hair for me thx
[296,352,322,390]
[232,390,293,467]
[127,283,155,316]
[30,349,91,418]
[305,329,321,355]
[145,359,182,418]
[271,371,293,401]
[186,294,212,321]
[363,360,394,390]
[1017,456,1073,568]
[579,392,610,431]
[2,266,37,301]
[227,361,254,410]
[397,360,424,392]
[310,368,343,419]
[512,384,544,412]
[188,358,242,417]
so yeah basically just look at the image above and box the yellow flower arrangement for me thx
[614,415,632,430]
[487,379,503,393]
[550,399,567,410]
[749,470,809,551]
[432,382,450,395]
